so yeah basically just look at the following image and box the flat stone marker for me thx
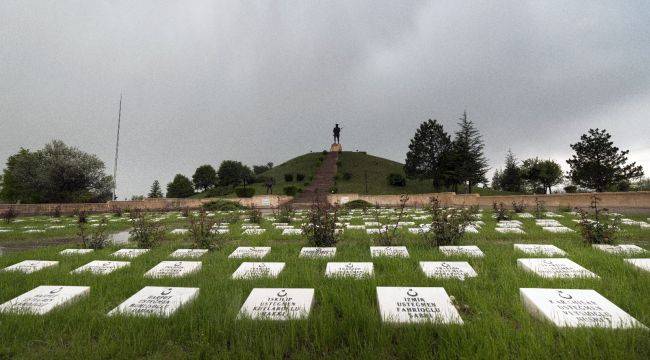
[243,229,266,235]
[71,260,130,275]
[59,249,94,255]
[282,228,303,235]
[624,258,650,272]
[325,262,373,278]
[299,247,336,258]
[112,248,150,258]
[3,260,59,274]
[170,249,208,258]
[232,262,285,279]
[419,261,478,280]
[108,286,199,317]
[520,288,646,329]
[0,285,89,315]
[542,226,574,233]
[238,288,314,320]
[514,244,566,256]
[229,247,271,259]
[376,287,463,324]
[593,244,646,255]
[517,258,598,278]
[170,228,189,235]
[144,261,202,278]
[370,246,409,258]
[439,246,484,258]
[496,227,525,234]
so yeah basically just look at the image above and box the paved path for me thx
[290,151,338,208]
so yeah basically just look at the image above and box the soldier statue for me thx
[333,124,341,144]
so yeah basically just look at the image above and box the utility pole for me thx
[364,171,368,194]
[112,94,122,201]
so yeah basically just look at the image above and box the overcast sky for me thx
[1,1,649,198]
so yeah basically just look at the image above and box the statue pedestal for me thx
[330,143,342,152]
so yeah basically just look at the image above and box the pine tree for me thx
[567,128,644,192]
[148,180,163,198]
[404,119,453,190]
[499,150,523,192]
[450,111,489,193]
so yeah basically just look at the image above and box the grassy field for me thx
[0,211,649,359]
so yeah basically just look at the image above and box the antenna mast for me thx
[112,94,122,201]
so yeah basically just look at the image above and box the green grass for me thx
[0,211,649,358]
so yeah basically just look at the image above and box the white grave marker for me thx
[0,285,89,315]
[514,244,566,256]
[370,246,409,258]
[112,248,150,258]
[71,260,130,275]
[282,228,303,235]
[3,260,58,274]
[593,244,646,255]
[108,286,199,317]
[624,258,650,272]
[170,249,208,258]
[59,249,94,255]
[520,288,646,329]
[376,287,463,324]
[517,258,598,278]
[325,262,373,278]
[439,246,484,258]
[144,261,202,278]
[419,262,477,280]
[229,247,271,259]
[238,288,314,320]
[232,262,285,279]
[299,247,336,258]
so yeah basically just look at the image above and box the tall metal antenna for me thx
[112,94,122,201]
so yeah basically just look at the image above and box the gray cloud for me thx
[1,1,649,198]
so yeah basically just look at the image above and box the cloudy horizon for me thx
[1,1,649,198]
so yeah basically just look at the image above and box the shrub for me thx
[284,173,294,182]
[387,173,406,187]
[188,209,221,251]
[112,207,124,218]
[575,195,621,245]
[1,206,17,223]
[423,197,473,246]
[296,173,305,182]
[329,186,338,194]
[302,199,339,247]
[248,205,262,224]
[181,207,190,218]
[202,200,246,211]
[284,186,299,196]
[492,202,512,221]
[534,197,547,219]
[341,172,352,181]
[511,201,527,213]
[129,211,166,248]
[205,186,233,197]
[51,205,62,218]
[321,150,328,155]
[564,185,577,193]
[274,204,294,224]
[235,187,255,198]
[372,195,409,246]
[344,199,372,210]
[77,214,108,249]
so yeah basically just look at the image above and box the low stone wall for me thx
[0,195,293,216]
[329,191,650,213]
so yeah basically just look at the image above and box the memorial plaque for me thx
[364,221,381,227]
[299,247,336,258]
[439,246,484,258]
[325,262,373,278]
[282,228,303,235]
[112,249,150,258]
[170,249,208,258]
[517,258,598,278]
[496,227,525,234]
[624,258,650,272]
[593,244,646,255]
[0,285,90,315]
[370,246,409,258]
[542,226,574,233]
[261,197,271,207]
[514,244,566,256]
[419,261,478,280]
[3,260,58,274]
[243,229,266,235]
[71,260,130,275]
[376,287,463,324]
[229,247,271,259]
[232,262,285,279]
[108,286,199,317]
[346,225,366,230]
[520,288,646,329]
[170,228,189,235]
[144,261,202,278]
[59,249,94,255]
[237,288,314,320]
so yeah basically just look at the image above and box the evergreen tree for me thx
[499,150,523,192]
[148,180,163,198]
[192,164,217,191]
[521,158,563,194]
[450,112,489,193]
[404,119,453,190]
[217,160,253,187]
[491,169,502,190]
[166,174,194,198]
[567,128,644,192]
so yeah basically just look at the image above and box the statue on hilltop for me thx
[333,124,341,144]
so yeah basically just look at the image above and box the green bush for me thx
[202,200,246,211]
[235,187,255,198]
[284,173,294,182]
[284,186,299,196]
[205,186,233,197]
[329,186,338,194]
[387,173,406,187]
[296,173,305,182]
[129,211,166,248]
[342,172,352,180]
[564,185,577,193]
[344,199,372,209]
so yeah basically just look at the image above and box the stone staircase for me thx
[290,150,339,208]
